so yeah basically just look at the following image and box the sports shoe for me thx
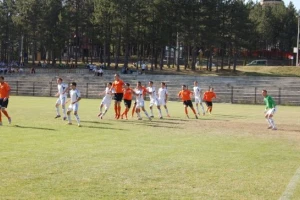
[55,115,61,119]
[100,114,103,119]
[195,115,198,119]
[148,117,152,121]
[159,116,163,119]
[267,126,272,129]
[78,124,81,127]
[97,113,102,117]
[272,127,277,130]
[66,122,72,125]
[186,115,189,119]
[138,117,142,120]
[8,117,11,124]
[150,115,154,118]
[63,117,67,121]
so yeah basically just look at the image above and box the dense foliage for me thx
[0,0,298,71]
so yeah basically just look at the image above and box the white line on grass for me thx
[279,165,300,200]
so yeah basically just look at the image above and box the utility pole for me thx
[297,16,300,66]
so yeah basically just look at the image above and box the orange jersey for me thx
[112,79,124,93]
[178,89,193,101]
[123,88,133,100]
[203,91,216,102]
[141,86,147,96]
[0,82,11,98]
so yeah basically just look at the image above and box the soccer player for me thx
[158,82,170,117]
[112,73,124,119]
[203,87,217,114]
[134,81,151,120]
[0,76,11,125]
[262,90,277,130]
[98,82,113,119]
[147,81,163,119]
[193,81,205,115]
[121,83,133,120]
[66,82,81,127]
[55,78,68,120]
[178,85,198,119]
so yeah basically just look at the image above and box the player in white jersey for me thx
[98,82,113,119]
[147,81,162,119]
[157,82,170,117]
[55,78,68,120]
[193,81,205,115]
[134,81,151,120]
[66,82,82,127]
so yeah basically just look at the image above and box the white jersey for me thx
[101,87,113,107]
[58,83,68,98]
[193,86,202,98]
[147,86,158,101]
[135,88,145,103]
[103,87,112,99]
[70,89,81,104]
[158,87,168,100]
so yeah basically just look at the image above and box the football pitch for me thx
[1,96,300,199]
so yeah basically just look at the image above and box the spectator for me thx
[42,61,47,68]
[18,67,24,74]
[98,68,103,76]
[31,67,36,74]
[141,62,146,74]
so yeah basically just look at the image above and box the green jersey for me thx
[264,95,276,109]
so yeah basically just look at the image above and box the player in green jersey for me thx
[262,90,277,130]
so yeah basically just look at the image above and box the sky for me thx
[283,0,300,11]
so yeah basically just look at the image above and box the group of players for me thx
[0,74,277,130]
[54,73,218,127]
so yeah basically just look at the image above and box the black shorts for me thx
[205,101,213,107]
[183,100,193,108]
[124,99,132,109]
[0,98,9,108]
[113,93,123,102]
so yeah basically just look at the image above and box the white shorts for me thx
[158,98,166,106]
[101,97,112,108]
[266,107,277,115]
[56,96,67,105]
[68,103,79,112]
[136,101,145,108]
[149,98,159,107]
[195,97,203,104]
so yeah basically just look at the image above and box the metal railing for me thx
[8,81,300,106]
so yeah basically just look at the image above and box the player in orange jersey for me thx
[203,87,217,114]
[112,73,125,119]
[0,76,12,125]
[121,83,134,120]
[178,85,198,119]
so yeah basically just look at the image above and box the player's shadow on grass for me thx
[12,125,56,131]
[83,125,127,131]
[80,120,113,125]
[214,114,248,119]
[119,120,183,129]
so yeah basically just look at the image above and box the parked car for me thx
[246,60,268,66]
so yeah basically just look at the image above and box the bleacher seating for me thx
[4,69,300,105]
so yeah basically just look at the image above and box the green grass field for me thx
[1,96,300,199]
